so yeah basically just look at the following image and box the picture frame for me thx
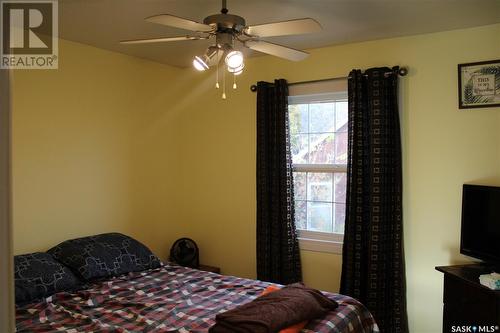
[458,59,500,109]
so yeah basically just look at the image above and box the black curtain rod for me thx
[250,66,408,92]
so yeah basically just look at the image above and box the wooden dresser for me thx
[436,265,500,332]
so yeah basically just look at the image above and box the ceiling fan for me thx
[120,0,322,98]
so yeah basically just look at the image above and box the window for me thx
[288,80,348,254]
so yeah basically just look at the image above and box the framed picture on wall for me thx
[458,59,500,109]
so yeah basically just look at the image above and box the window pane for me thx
[309,103,334,133]
[307,201,333,232]
[335,101,348,132]
[334,173,347,203]
[289,104,308,134]
[289,91,348,237]
[291,134,308,164]
[293,172,306,200]
[309,133,334,164]
[334,131,348,164]
[334,203,346,234]
[307,172,332,202]
[295,200,307,230]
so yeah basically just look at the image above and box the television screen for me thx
[461,184,500,264]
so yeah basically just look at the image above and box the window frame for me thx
[293,163,347,254]
[288,80,348,254]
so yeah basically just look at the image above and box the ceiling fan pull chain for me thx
[222,67,227,99]
[233,74,237,90]
[215,49,220,89]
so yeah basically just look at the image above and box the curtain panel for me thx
[256,79,302,285]
[340,67,408,333]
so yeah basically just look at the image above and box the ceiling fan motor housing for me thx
[215,32,233,50]
[203,14,246,34]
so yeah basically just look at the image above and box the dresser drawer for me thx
[444,275,494,305]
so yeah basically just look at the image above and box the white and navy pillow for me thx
[15,252,83,305]
[47,233,161,281]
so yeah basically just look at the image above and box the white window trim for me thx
[288,92,348,105]
[293,165,347,254]
[298,230,344,254]
[293,164,347,173]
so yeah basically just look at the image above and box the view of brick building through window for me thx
[289,100,348,234]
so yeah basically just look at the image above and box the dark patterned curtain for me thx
[256,79,302,285]
[340,67,408,333]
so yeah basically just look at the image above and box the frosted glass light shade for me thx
[193,56,209,71]
[225,51,244,70]
[227,63,244,74]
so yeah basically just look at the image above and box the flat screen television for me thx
[460,184,500,268]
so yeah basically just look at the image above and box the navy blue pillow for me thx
[15,252,83,305]
[47,233,161,281]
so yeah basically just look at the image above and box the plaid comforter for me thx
[16,263,379,333]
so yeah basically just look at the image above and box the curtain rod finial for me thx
[398,67,408,76]
[250,84,257,92]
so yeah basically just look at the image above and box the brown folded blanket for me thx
[209,283,338,333]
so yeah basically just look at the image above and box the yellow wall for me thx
[170,23,500,333]
[11,39,187,255]
[12,23,500,333]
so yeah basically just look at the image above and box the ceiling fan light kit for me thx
[193,56,210,71]
[120,0,322,99]
[228,62,244,74]
[225,51,244,70]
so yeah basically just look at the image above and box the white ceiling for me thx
[59,0,500,68]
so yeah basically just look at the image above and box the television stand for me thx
[436,264,500,331]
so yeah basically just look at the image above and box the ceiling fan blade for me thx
[146,14,214,32]
[120,35,206,45]
[245,40,309,61]
[245,18,321,37]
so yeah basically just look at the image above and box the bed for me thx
[15,234,379,333]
